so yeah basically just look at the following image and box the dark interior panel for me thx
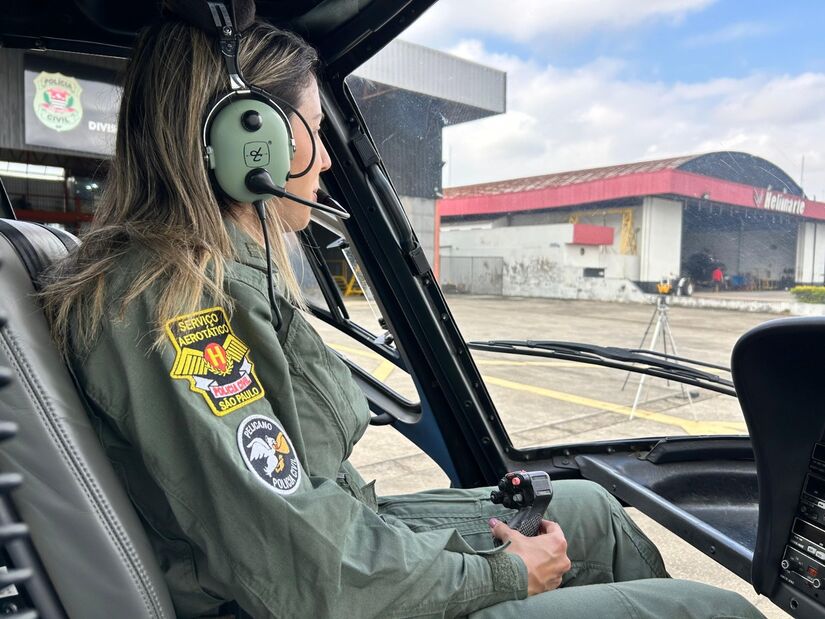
[577,317,825,619]
[576,448,756,582]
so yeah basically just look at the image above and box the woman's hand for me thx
[489,518,572,595]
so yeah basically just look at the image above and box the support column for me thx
[796,221,825,284]
[639,197,684,282]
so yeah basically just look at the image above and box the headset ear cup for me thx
[204,93,293,203]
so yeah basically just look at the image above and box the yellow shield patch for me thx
[166,307,265,416]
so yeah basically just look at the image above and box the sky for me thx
[397,0,825,198]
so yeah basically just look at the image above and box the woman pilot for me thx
[40,2,764,618]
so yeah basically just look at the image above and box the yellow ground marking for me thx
[328,342,746,435]
[372,360,397,381]
[330,343,382,360]
[328,343,396,381]
[483,374,748,436]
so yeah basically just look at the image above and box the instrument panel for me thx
[781,446,825,601]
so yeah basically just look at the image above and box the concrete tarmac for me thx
[309,295,803,618]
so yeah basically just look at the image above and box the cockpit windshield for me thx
[341,0,825,451]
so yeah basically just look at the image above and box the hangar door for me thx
[681,204,797,289]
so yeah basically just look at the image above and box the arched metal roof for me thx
[444,151,802,199]
[677,152,802,196]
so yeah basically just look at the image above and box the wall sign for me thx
[24,55,120,157]
[753,187,806,216]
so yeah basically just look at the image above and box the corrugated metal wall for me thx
[0,50,25,151]
[355,39,505,116]
[1,175,65,211]
[349,77,445,199]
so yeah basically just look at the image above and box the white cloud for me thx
[403,0,716,47]
[683,20,773,47]
[440,41,825,200]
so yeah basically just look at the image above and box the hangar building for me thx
[437,152,825,299]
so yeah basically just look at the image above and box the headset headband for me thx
[208,2,246,90]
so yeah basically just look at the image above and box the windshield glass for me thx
[346,0,825,448]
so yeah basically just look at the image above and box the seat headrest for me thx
[0,219,176,618]
[0,220,79,284]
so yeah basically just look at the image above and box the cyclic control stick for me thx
[490,470,554,546]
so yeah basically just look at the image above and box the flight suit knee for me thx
[547,479,668,583]
[639,580,766,619]
[710,587,766,618]
[546,478,617,516]
[543,479,625,542]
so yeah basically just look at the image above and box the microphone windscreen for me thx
[162,0,256,33]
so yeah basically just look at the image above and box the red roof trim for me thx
[439,169,825,221]
[442,155,699,198]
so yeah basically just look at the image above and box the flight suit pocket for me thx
[379,488,515,551]
[282,313,370,469]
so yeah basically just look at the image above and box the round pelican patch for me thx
[237,415,301,495]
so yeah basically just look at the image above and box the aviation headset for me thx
[196,1,349,327]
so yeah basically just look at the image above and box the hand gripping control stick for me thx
[490,470,554,546]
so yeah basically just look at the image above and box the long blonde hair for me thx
[42,19,318,354]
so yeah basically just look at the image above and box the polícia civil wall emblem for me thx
[166,307,265,416]
[32,72,83,132]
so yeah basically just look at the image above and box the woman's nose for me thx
[319,140,332,172]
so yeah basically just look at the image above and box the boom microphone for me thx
[245,169,350,219]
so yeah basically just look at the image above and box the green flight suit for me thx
[70,221,764,619]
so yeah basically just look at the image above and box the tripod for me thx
[623,294,694,419]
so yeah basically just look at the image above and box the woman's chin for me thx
[278,203,312,232]
[293,212,312,231]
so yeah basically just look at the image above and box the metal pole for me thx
[661,306,696,417]
[622,300,658,391]
[630,298,664,419]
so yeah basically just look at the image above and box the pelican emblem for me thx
[237,414,301,495]
[246,433,291,477]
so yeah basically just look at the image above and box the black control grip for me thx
[506,494,553,538]
[491,471,554,546]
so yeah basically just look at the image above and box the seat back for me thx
[0,219,176,618]
[732,316,825,600]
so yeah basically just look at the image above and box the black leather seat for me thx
[0,218,175,618]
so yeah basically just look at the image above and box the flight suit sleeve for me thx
[81,276,528,618]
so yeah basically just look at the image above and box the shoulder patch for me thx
[237,415,301,495]
[165,307,265,416]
